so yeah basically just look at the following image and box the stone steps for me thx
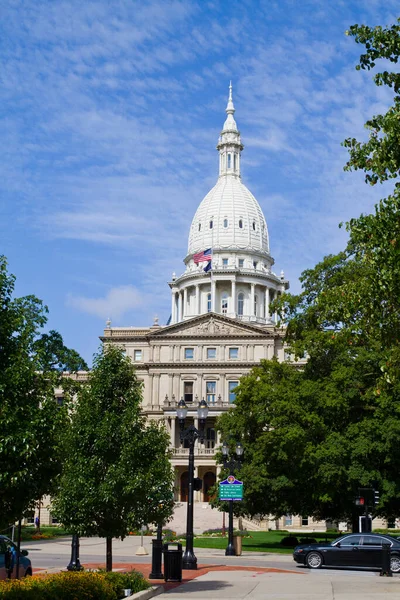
[167,502,225,535]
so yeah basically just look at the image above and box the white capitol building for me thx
[50,86,389,533]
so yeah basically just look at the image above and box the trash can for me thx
[380,543,392,577]
[233,534,242,556]
[163,542,183,582]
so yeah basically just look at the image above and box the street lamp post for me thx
[221,441,244,556]
[176,397,208,570]
[67,534,83,571]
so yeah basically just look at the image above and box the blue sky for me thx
[1,0,398,365]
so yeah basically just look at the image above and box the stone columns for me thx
[265,287,270,321]
[183,287,188,318]
[231,278,236,316]
[211,279,216,312]
[250,283,255,317]
[171,291,176,324]
[176,292,182,323]
[196,284,200,315]
[170,417,176,447]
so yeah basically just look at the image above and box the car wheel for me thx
[306,551,323,569]
[390,555,400,573]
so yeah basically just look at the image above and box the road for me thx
[20,535,394,576]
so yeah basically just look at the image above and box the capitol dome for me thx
[169,84,288,327]
[187,83,270,258]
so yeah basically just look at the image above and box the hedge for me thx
[0,570,150,600]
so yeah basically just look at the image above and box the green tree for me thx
[52,345,174,571]
[218,19,400,526]
[0,256,87,529]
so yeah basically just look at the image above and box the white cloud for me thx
[67,285,143,319]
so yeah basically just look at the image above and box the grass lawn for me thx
[17,526,70,541]
[192,530,339,554]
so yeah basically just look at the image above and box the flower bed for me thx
[0,570,150,599]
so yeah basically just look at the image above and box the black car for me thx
[293,533,400,572]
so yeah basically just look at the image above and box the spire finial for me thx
[226,81,235,115]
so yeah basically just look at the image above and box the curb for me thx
[127,585,163,600]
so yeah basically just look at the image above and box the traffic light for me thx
[355,497,365,506]
[193,477,202,491]
[374,490,380,506]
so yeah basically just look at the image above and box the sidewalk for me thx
[155,569,400,599]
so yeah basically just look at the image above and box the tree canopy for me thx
[218,19,400,525]
[0,256,87,529]
[52,344,174,570]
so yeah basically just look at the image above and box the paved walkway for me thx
[155,569,399,599]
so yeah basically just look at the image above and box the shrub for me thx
[202,528,224,536]
[299,537,317,545]
[280,535,299,547]
[101,570,150,598]
[0,572,116,599]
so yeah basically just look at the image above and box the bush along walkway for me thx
[0,569,150,600]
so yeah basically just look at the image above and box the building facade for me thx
[99,85,297,530]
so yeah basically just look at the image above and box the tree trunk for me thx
[106,536,112,572]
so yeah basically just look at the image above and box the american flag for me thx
[193,248,212,264]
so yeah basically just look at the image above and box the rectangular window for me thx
[207,348,216,359]
[51,515,59,525]
[206,427,216,449]
[222,258,228,266]
[184,348,194,359]
[206,381,216,404]
[284,515,293,526]
[229,347,238,359]
[229,381,238,403]
[253,261,258,269]
[301,516,309,526]
[238,259,244,268]
[184,382,193,403]
[26,511,35,525]
[134,349,142,361]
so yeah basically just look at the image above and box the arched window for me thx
[239,219,243,229]
[238,293,244,316]
[227,153,231,168]
[234,154,237,170]
[207,293,211,313]
[223,218,228,228]
[254,294,258,316]
[209,220,213,229]
[198,222,201,231]
[221,292,228,315]
[253,221,256,231]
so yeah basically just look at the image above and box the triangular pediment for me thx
[150,313,275,338]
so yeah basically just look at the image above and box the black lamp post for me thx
[67,534,83,571]
[221,441,244,556]
[176,397,208,570]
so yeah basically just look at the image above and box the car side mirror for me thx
[21,550,28,556]
[336,542,341,548]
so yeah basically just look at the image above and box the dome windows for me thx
[239,219,243,229]
[252,221,256,231]
[227,153,232,169]
[223,218,228,228]
[209,220,213,229]
[198,223,201,231]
